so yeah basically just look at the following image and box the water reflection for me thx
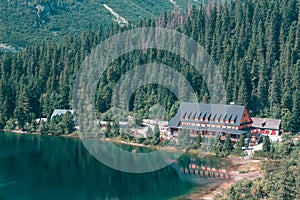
[0,133,230,200]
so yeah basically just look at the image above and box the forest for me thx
[218,133,300,199]
[0,0,299,135]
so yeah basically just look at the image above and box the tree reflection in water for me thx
[0,132,231,200]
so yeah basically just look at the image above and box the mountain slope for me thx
[0,0,200,47]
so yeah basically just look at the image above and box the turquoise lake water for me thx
[0,132,228,200]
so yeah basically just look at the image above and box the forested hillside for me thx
[0,0,196,47]
[0,0,299,133]
[220,133,300,199]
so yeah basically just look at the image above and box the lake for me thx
[0,132,230,200]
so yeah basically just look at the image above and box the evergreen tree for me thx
[105,122,112,138]
[236,135,245,149]
[61,111,75,134]
[13,106,26,128]
[39,121,49,135]
[146,127,153,138]
[192,134,202,149]
[262,135,271,153]
[177,129,188,147]
[152,124,160,145]
[112,121,120,137]
[222,134,233,156]
[184,130,191,147]
[290,90,300,133]
[134,114,143,127]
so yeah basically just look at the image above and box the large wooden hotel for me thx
[168,102,281,143]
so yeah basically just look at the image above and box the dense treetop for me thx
[0,0,299,133]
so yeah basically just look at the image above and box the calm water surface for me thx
[0,132,228,200]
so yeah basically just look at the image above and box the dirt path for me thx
[175,158,262,200]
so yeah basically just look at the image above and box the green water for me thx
[0,132,227,200]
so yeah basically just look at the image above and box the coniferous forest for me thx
[0,0,299,135]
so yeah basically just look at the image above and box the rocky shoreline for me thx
[174,158,262,200]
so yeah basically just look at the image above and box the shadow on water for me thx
[0,132,231,200]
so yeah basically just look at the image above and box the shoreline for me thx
[176,158,262,200]
[1,130,262,199]
[1,129,40,135]
[0,130,205,155]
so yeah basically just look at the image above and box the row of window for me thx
[181,122,239,130]
[251,129,278,135]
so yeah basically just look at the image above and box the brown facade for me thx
[169,103,283,147]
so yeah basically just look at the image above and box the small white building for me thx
[51,109,75,119]
[251,118,281,136]
[35,118,47,125]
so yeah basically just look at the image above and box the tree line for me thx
[0,0,299,133]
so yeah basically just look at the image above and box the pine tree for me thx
[152,124,160,145]
[39,121,49,135]
[146,127,153,138]
[177,129,187,146]
[290,90,300,133]
[184,130,191,147]
[222,134,233,156]
[13,106,26,128]
[262,135,271,153]
[112,121,120,137]
[61,111,75,135]
[269,61,282,119]
[192,134,201,149]
[105,122,112,138]
[236,135,245,149]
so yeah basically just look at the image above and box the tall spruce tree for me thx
[222,134,233,156]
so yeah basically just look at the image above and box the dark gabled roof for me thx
[168,102,246,127]
[168,107,181,127]
[252,118,281,130]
